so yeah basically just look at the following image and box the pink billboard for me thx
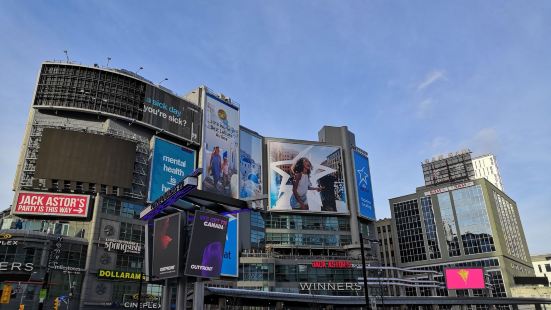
[445,268,486,289]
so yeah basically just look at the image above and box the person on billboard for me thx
[221,152,229,188]
[209,146,222,189]
[290,158,322,210]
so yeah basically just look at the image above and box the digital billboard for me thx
[268,141,347,213]
[220,214,239,277]
[148,137,196,202]
[445,268,486,289]
[352,149,376,220]
[239,130,263,205]
[144,85,202,144]
[13,191,90,218]
[35,128,136,188]
[152,213,182,279]
[184,211,228,278]
[201,93,239,198]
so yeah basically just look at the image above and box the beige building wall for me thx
[473,154,504,191]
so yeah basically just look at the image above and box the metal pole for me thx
[137,257,144,310]
[378,269,384,309]
[359,233,371,310]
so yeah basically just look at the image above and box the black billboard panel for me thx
[152,213,182,279]
[184,211,228,278]
[35,128,136,188]
[144,85,201,144]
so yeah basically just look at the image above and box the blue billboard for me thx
[353,149,376,220]
[148,137,196,202]
[220,214,239,277]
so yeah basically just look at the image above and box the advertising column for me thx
[201,92,239,198]
[152,213,183,279]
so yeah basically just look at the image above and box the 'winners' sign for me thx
[14,191,90,218]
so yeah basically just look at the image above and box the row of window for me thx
[266,233,352,247]
[265,214,350,231]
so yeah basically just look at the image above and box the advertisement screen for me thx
[144,85,202,144]
[148,137,196,202]
[352,149,376,220]
[152,213,181,279]
[220,214,238,277]
[184,211,228,278]
[445,268,485,289]
[201,93,239,198]
[268,141,347,213]
[35,128,136,188]
[239,130,263,204]
[13,191,90,218]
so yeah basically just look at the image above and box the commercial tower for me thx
[387,150,534,298]
[1,62,201,309]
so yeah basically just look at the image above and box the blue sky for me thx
[1,1,550,254]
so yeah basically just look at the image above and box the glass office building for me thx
[389,167,534,299]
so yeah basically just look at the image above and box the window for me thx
[546,264,551,272]
[393,199,427,263]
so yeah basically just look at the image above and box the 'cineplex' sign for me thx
[98,269,145,281]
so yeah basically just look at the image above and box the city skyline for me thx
[0,0,550,254]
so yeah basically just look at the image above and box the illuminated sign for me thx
[0,284,12,304]
[311,260,353,269]
[0,240,18,246]
[0,262,33,272]
[445,268,485,289]
[424,181,475,196]
[14,191,90,218]
[98,269,145,281]
[104,239,141,254]
[0,234,12,239]
[48,263,85,274]
[299,282,362,291]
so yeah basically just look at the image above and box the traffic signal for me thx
[53,297,59,310]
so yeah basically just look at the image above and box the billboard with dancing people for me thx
[268,141,348,214]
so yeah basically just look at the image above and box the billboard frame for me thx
[266,139,349,215]
[351,147,376,221]
[444,267,486,290]
[147,136,197,202]
[199,89,240,199]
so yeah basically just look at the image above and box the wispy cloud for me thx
[417,70,446,91]
[416,98,433,118]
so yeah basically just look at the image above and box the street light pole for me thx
[359,233,371,310]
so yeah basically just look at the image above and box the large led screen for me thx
[220,214,239,277]
[35,128,136,188]
[445,268,485,289]
[268,141,348,213]
[239,130,263,205]
[184,211,229,278]
[201,93,239,198]
[152,213,182,279]
[148,137,196,202]
[352,149,376,220]
[144,85,202,144]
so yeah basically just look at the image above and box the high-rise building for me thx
[473,154,505,191]
[389,152,534,299]
[0,62,202,309]
[532,254,551,286]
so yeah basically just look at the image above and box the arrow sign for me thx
[13,191,90,218]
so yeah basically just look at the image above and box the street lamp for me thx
[136,67,144,74]
[158,78,168,86]
[359,234,381,310]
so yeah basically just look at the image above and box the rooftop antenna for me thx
[63,50,69,63]
[106,57,111,67]
[158,78,168,86]
[136,66,144,74]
